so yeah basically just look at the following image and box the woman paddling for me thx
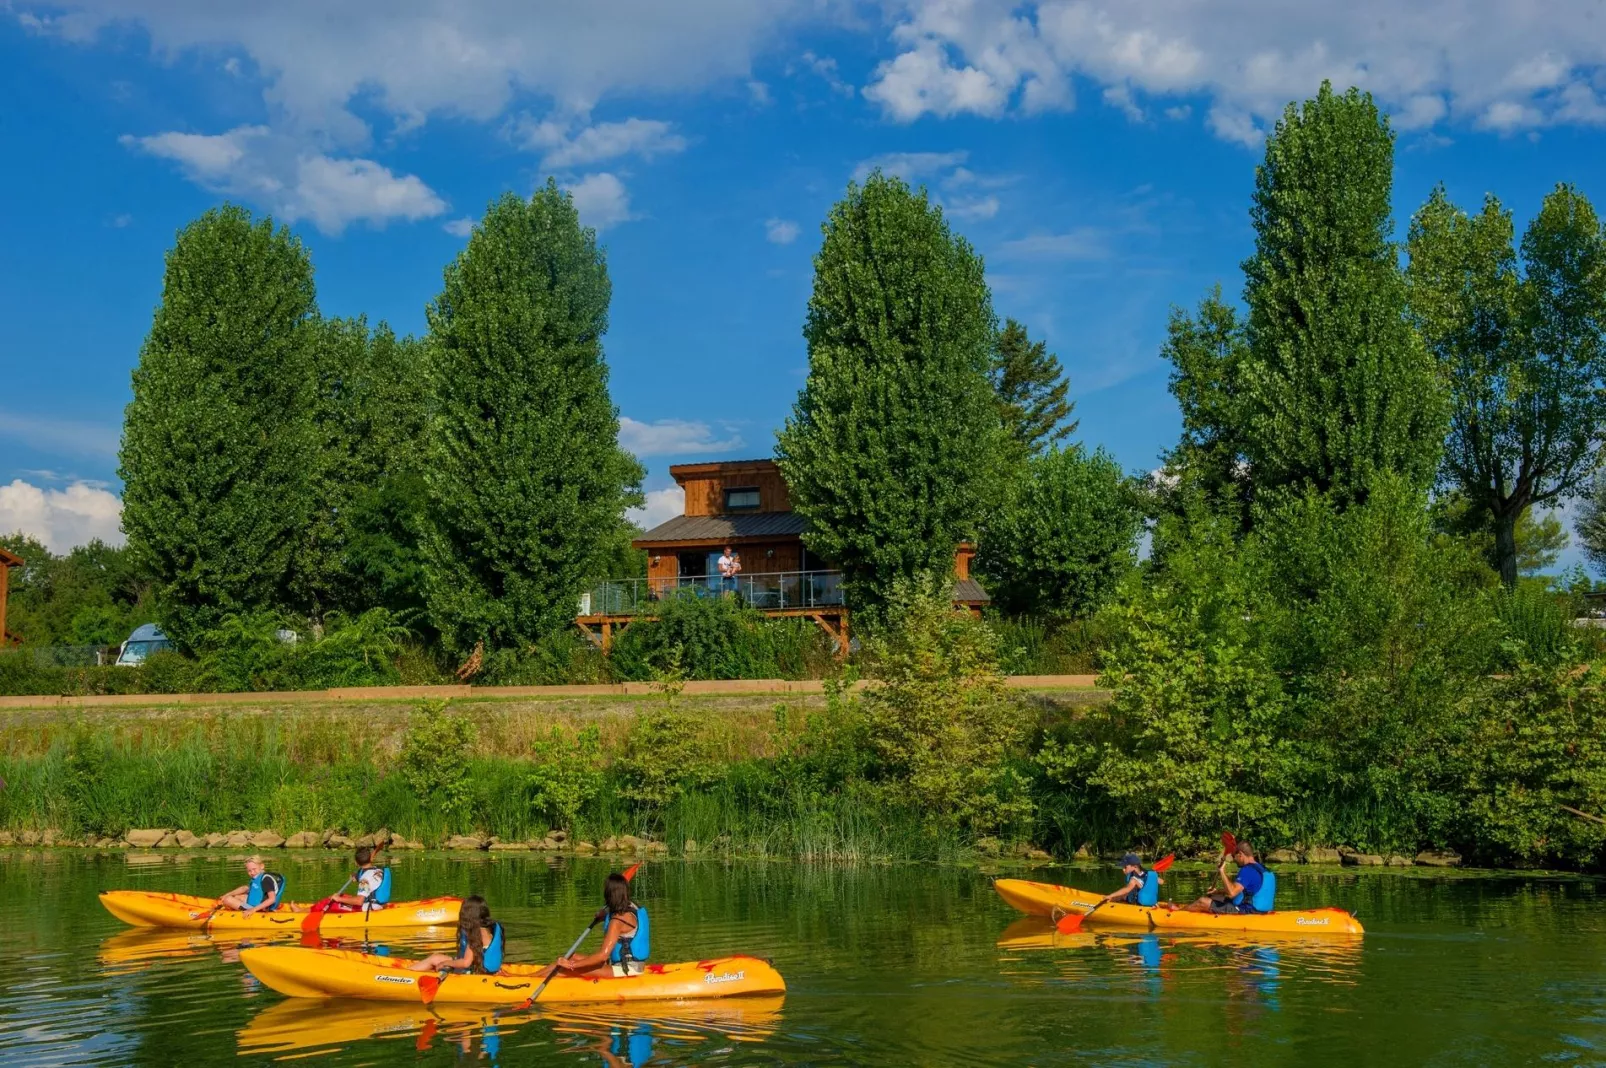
[543,872,649,980]
[407,895,504,975]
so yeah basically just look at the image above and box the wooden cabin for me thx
[0,546,21,647]
[577,458,988,651]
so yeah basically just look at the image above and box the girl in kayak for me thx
[407,895,504,975]
[1100,853,1162,907]
[546,872,650,979]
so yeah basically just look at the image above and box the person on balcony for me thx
[716,546,739,595]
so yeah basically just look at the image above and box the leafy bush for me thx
[609,593,832,680]
[191,609,410,691]
[861,580,1033,834]
[1493,581,1578,668]
[617,704,719,809]
[398,701,476,822]
[525,725,605,830]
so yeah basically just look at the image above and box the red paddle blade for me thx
[299,907,323,935]
[418,974,440,1005]
[1056,912,1086,934]
[1221,831,1237,855]
[1153,854,1177,872]
[621,863,641,881]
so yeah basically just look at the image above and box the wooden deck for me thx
[577,605,850,654]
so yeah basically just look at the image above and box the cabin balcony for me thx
[579,569,845,617]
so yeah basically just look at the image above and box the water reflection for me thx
[238,995,787,1061]
[97,927,453,974]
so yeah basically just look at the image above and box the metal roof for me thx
[954,578,991,603]
[634,512,809,545]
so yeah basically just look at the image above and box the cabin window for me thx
[724,487,761,511]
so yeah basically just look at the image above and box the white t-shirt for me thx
[356,867,384,901]
[717,553,735,577]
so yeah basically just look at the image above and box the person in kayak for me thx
[1100,853,1162,908]
[546,871,650,979]
[217,856,284,914]
[1185,840,1275,914]
[324,845,390,913]
[407,895,503,975]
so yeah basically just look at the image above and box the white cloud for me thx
[765,218,801,244]
[747,80,772,106]
[0,410,119,457]
[1103,84,1145,122]
[795,50,855,97]
[852,149,970,185]
[850,150,1009,221]
[619,417,744,457]
[443,216,475,237]
[122,125,446,234]
[946,195,999,220]
[628,486,687,531]
[565,172,634,230]
[864,0,1606,141]
[0,479,124,552]
[516,116,688,169]
[996,228,1111,260]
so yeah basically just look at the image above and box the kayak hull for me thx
[99,890,460,931]
[239,946,787,1004]
[994,878,1364,935]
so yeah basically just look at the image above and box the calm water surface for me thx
[1,850,1603,1066]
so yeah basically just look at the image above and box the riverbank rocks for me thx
[1415,850,1462,868]
[1384,853,1413,867]
[251,830,285,848]
[535,837,561,851]
[1342,852,1385,866]
[174,830,202,848]
[443,834,488,850]
[1305,847,1342,864]
[204,833,228,847]
[285,831,320,848]
[1267,848,1301,864]
[156,832,180,847]
[487,838,529,851]
[125,829,170,847]
[325,834,355,849]
[390,836,424,850]
[574,841,596,854]
[223,830,251,847]
[355,829,391,849]
[550,830,568,844]
[683,839,697,854]
[1073,843,1094,859]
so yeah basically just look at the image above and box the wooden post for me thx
[601,621,612,653]
[0,558,9,646]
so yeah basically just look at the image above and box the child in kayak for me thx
[323,845,389,913]
[217,856,284,914]
[1099,853,1162,908]
[546,872,649,979]
[1185,840,1274,914]
[407,896,504,975]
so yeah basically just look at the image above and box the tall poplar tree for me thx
[992,319,1075,458]
[420,185,642,652]
[776,172,1005,611]
[1408,184,1606,587]
[119,205,316,643]
[1241,83,1445,506]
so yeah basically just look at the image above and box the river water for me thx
[1,850,1603,1066]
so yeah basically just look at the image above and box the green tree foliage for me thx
[977,445,1140,618]
[991,318,1075,458]
[301,318,429,619]
[861,581,1033,834]
[0,535,153,647]
[420,185,643,652]
[120,204,317,643]
[1160,288,1253,523]
[525,725,605,831]
[1576,470,1606,576]
[1408,183,1606,586]
[1241,83,1445,505]
[399,701,477,822]
[1433,493,1570,578]
[777,173,1006,612]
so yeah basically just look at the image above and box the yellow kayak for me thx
[240,946,787,1004]
[239,994,786,1056]
[99,890,460,931]
[994,878,1364,935]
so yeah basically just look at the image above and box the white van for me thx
[115,623,174,667]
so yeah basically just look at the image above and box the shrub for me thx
[398,701,476,822]
[617,705,719,809]
[525,725,605,831]
[609,593,831,680]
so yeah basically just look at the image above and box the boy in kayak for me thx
[1099,853,1162,908]
[545,871,649,979]
[324,845,388,913]
[407,895,504,975]
[217,856,284,914]
[1185,840,1272,914]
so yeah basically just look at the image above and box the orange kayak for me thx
[240,946,787,1004]
[994,878,1364,935]
[100,890,460,931]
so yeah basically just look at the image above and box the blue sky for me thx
[3,2,1606,567]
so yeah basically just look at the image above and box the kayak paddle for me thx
[301,873,357,935]
[497,862,644,1010]
[1056,854,1175,933]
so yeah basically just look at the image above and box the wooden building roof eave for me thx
[632,534,802,551]
[0,547,22,568]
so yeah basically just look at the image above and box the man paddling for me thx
[1185,839,1272,914]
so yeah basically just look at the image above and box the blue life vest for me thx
[357,866,392,908]
[1136,869,1160,907]
[459,920,505,974]
[607,906,650,965]
[245,871,284,911]
[1234,862,1276,914]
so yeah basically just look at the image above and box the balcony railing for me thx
[579,570,844,616]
